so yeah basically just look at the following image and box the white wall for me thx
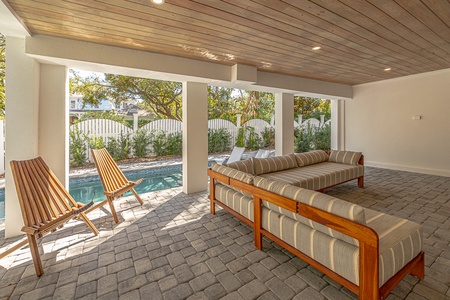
[346,68,450,177]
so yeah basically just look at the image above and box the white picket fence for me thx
[70,116,327,160]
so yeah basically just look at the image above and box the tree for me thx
[208,87,275,124]
[70,70,183,120]
[0,34,5,119]
[208,86,234,121]
[294,97,331,121]
[235,91,274,124]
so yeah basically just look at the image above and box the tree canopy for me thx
[70,70,330,123]
[70,70,183,120]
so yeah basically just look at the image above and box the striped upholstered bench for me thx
[208,160,424,300]
[226,150,364,192]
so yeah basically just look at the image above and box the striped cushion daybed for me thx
[208,156,424,300]
[230,150,364,191]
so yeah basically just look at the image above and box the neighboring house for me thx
[70,95,116,111]
[69,95,117,123]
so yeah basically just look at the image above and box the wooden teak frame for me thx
[208,168,424,300]
[90,148,144,223]
[8,157,99,277]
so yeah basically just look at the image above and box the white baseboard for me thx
[365,161,450,177]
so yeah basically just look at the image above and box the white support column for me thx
[39,64,69,187]
[275,93,294,156]
[331,99,345,150]
[0,121,4,174]
[182,82,208,194]
[5,37,40,237]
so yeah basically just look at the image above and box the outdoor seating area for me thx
[0,166,448,299]
[0,1,449,299]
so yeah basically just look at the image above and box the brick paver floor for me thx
[0,167,449,299]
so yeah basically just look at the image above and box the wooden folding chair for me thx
[91,148,144,223]
[8,157,99,277]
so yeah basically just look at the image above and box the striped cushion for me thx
[252,154,298,175]
[254,177,365,245]
[211,164,254,198]
[262,207,360,284]
[294,150,329,167]
[259,162,364,191]
[365,208,423,286]
[211,163,253,184]
[224,159,254,175]
[215,183,254,221]
[329,150,362,165]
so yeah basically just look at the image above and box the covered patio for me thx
[0,0,449,299]
[1,167,449,299]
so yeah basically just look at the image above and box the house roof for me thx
[3,0,450,85]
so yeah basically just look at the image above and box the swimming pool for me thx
[0,165,183,221]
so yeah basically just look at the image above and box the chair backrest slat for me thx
[11,161,38,226]
[25,161,61,220]
[10,157,79,228]
[92,149,129,193]
[29,159,70,218]
[34,157,74,212]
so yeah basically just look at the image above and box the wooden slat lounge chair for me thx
[9,157,99,277]
[91,148,144,223]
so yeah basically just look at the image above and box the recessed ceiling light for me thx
[312,46,321,50]
[384,67,392,71]
[152,0,164,4]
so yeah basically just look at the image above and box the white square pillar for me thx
[39,64,69,187]
[331,99,345,150]
[275,93,294,156]
[5,37,40,237]
[182,82,208,193]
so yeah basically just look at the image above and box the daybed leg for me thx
[210,178,216,215]
[410,251,425,279]
[358,176,364,187]
[254,197,263,250]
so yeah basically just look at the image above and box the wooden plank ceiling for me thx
[4,0,450,85]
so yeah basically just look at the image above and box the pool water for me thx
[0,165,182,221]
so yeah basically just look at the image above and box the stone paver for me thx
[0,167,449,299]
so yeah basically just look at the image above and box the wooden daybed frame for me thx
[208,168,424,300]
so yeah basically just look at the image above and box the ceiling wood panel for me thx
[4,0,450,85]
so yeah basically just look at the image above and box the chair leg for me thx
[107,197,119,223]
[79,213,99,235]
[27,234,44,277]
[131,188,144,205]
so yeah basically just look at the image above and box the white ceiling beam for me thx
[25,35,353,99]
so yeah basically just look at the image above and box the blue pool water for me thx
[0,165,183,221]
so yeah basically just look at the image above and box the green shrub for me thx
[150,131,167,156]
[132,128,152,157]
[235,127,246,147]
[89,135,104,150]
[106,131,131,160]
[313,124,331,151]
[69,126,88,167]
[246,127,262,151]
[262,127,275,148]
[294,124,331,152]
[208,128,232,153]
[150,131,182,156]
[166,132,182,156]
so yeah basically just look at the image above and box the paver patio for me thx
[0,167,449,300]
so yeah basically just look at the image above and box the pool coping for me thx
[0,154,234,189]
